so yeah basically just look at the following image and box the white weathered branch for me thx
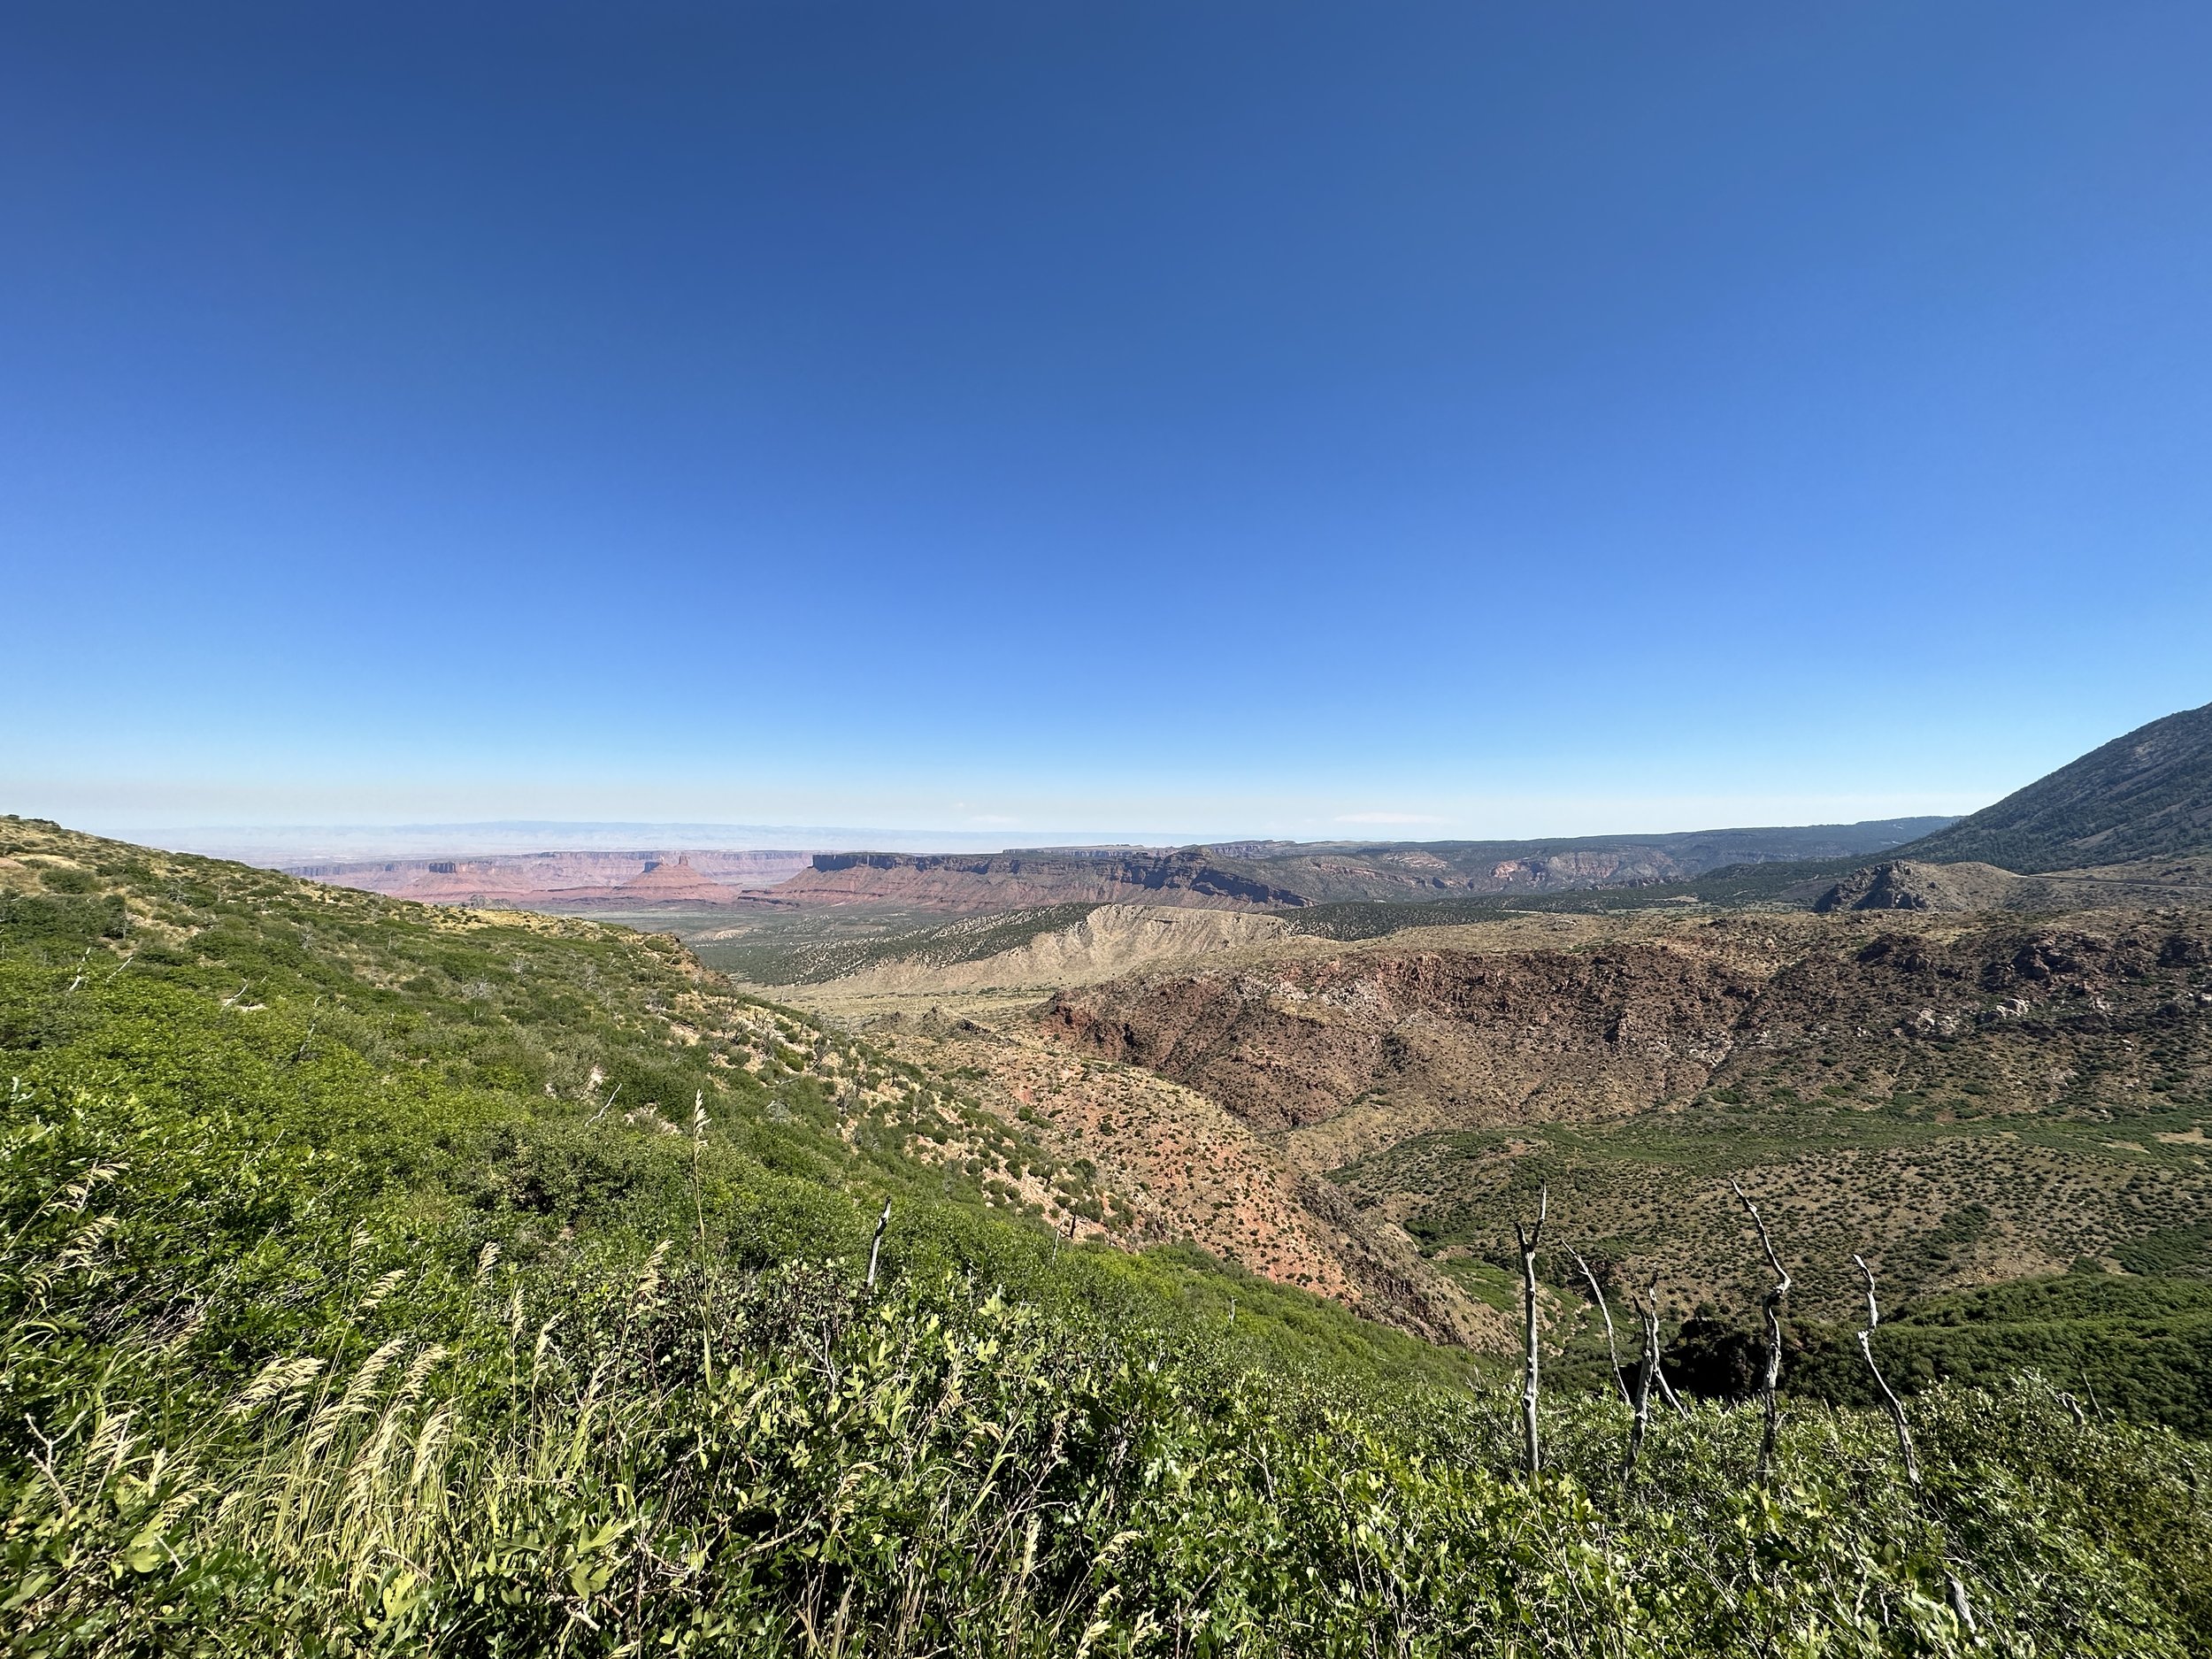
[1624,1279,1661,1483]
[1570,1248,1631,1409]
[1513,1187,1548,1477]
[1853,1254,1919,1486]
[1732,1179,1791,1483]
[865,1197,893,1290]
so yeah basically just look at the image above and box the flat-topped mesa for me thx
[615,855,744,902]
[733,820,1960,914]
[777,849,1314,910]
[279,849,811,908]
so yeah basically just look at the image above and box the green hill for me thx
[1900,700,2212,872]
[5,816,2211,1655]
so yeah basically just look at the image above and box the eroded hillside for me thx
[1031,908,2212,1316]
[850,1007,1503,1347]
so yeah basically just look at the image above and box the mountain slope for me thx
[1900,700,2212,872]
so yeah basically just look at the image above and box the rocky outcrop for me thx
[1812,860,2024,913]
[1038,910,2212,1164]
[1809,856,2212,916]
[1041,936,1771,1162]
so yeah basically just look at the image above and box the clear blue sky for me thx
[5,2,2208,842]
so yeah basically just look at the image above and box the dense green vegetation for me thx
[1792,1273,2212,1432]
[6,820,2212,1654]
[1535,1267,2212,1439]
[1363,1086,2212,1434]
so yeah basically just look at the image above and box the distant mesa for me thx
[753,820,1954,914]
[261,697,2212,923]
[281,848,813,908]
[613,855,744,902]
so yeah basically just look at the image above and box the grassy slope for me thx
[5,819,2212,1654]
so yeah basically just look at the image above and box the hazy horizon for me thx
[55,809,1962,868]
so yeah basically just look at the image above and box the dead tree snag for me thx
[1513,1187,1548,1477]
[1731,1179,1792,1483]
[1852,1255,1919,1486]
[1570,1248,1630,1409]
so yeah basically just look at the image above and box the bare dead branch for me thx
[1624,1279,1661,1483]
[1570,1249,1631,1409]
[1512,1187,1548,1477]
[587,1081,621,1126]
[2078,1367,2108,1423]
[1654,1363,1689,1417]
[1947,1575,1978,1637]
[864,1198,892,1291]
[1731,1179,1792,1484]
[1852,1255,1919,1486]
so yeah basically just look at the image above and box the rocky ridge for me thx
[823,903,1294,996]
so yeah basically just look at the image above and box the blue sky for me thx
[5,2,2208,844]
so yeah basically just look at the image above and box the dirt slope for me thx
[851,1010,1502,1348]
